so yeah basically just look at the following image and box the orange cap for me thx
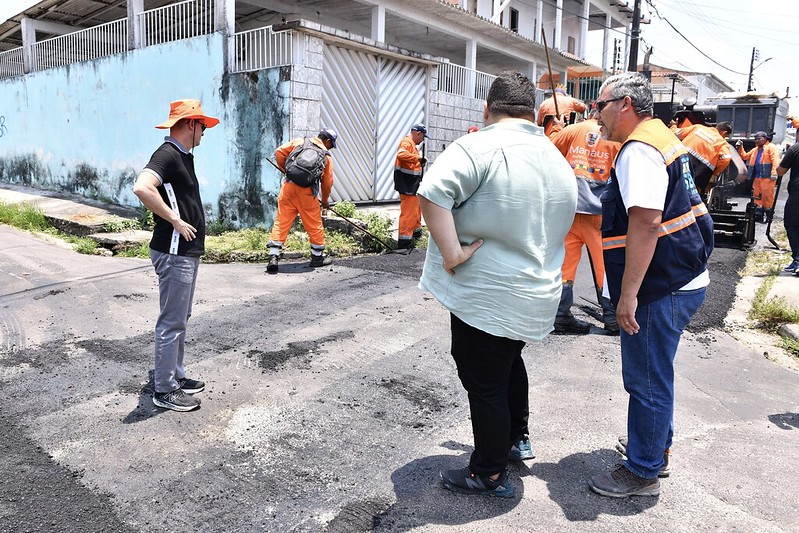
[155,99,220,129]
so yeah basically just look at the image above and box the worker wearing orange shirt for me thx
[549,107,621,333]
[671,121,734,196]
[266,129,337,273]
[394,123,428,249]
[737,131,781,221]
[537,87,587,137]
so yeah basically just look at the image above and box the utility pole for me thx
[627,0,641,71]
[747,47,758,92]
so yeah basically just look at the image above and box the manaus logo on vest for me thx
[679,154,699,196]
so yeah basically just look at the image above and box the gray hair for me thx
[599,72,653,117]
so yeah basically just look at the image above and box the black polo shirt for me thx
[142,139,205,257]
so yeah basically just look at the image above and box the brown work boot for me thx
[588,465,660,498]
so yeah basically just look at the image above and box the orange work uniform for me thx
[394,135,423,244]
[549,119,620,287]
[268,137,334,253]
[537,92,587,137]
[671,124,732,194]
[739,141,781,208]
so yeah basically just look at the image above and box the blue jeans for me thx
[621,287,706,479]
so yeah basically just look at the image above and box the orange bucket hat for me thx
[155,99,220,129]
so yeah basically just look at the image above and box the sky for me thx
[2,0,796,113]
[586,0,799,113]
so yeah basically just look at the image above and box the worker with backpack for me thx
[266,129,338,273]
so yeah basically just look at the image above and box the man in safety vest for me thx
[588,72,713,499]
[670,120,734,197]
[549,106,621,334]
[737,131,781,221]
[266,129,337,273]
[537,87,587,137]
[394,123,428,249]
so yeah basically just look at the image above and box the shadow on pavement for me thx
[121,373,165,424]
[768,412,799,430]
[528,449,658,521]
[368,453,522,532]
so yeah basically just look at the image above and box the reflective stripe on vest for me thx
[602,203,709,250]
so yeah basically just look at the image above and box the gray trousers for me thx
[150,250,199,393]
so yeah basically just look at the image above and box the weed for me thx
[749,275,799,330]
[331,200,356,218]
[0,201,49,231]
[103,217,141,232]
[66,235,99,255]
[116,241,151,259]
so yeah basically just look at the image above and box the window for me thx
[510,8,519,32]
[567,36,576,54]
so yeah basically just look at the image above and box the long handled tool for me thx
[541,28,560,119]
[264,157,398,253]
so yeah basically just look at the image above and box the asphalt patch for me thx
[247,330,356,371]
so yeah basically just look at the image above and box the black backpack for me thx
[284,138,328,187]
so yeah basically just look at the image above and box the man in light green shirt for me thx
[419,72,576,498]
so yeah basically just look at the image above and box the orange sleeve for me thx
[713,141,731,176]
[548,124,576,157]
[320,156,334,201]
[572,98,587,113]
[769,145,781,176]
[274,138,302,171]
[395,137,421,170]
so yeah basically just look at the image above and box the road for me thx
[1,224,798,532]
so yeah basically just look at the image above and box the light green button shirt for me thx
[418,119,577,342]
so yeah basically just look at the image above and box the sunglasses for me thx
[595,96,625,112]
[193,120,207,131]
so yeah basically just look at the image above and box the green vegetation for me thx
[0,201,50,231]
[103,217,141,232]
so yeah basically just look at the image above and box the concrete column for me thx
[466,39,477,98]
[624,21,631,72]
[371,5,385,42]
[602,12,611,71]
[214,0,235,73]
[127,0,143,50]
[555,0,562,50]
[579,0,590,58]
[20,17,36,73]
[527,61,537,86]
[535,0,543,43]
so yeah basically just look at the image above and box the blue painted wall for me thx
[0,32,289,227]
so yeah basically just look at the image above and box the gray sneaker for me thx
[588,465,660,498]
[616,435,671,477]
[153,388,201,412]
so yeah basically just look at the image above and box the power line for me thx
[645,0,747,75]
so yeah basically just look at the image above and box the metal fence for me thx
[138,0,214,48]
[0,47,24,79]
[31,19,127,71]
[232,26,293,73]
[436,63,496,101]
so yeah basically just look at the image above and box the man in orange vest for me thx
[671,120,734,196]
[737,131,781,221]
[549,107,621,333]
[394,123,428,249]
[537,87,587,137]
[266,129,337,273]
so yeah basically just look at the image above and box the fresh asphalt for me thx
[0,189,798,532]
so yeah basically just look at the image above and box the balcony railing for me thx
[138,0,214,48]
[31,19,127,71]
[436,63,496,101]
[0,47,24,79]
[232,26,293,73]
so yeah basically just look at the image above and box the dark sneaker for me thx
[309,254,333,268]
[412,228,424,239]
[266,255,279,274]
[508,436,535,461]
[152,388,201,412]
[616,435,671,477]
[178,377,205,394]
[554,315,591,334]
[588,465,660,498]
[440,467,515,498]
[604,321,620,335]
[784,260,799,273]
[396,239,413,250]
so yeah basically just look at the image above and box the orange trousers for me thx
[753,177,776,209]
[399,193,421,239]
[561,213,604,286]
[269,181,325,246]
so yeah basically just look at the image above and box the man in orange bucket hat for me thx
[133,99,219,412]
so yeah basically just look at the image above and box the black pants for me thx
[786,199,799,261]
[450,313,529,477]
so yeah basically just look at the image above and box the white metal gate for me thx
[322,44,426,202]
